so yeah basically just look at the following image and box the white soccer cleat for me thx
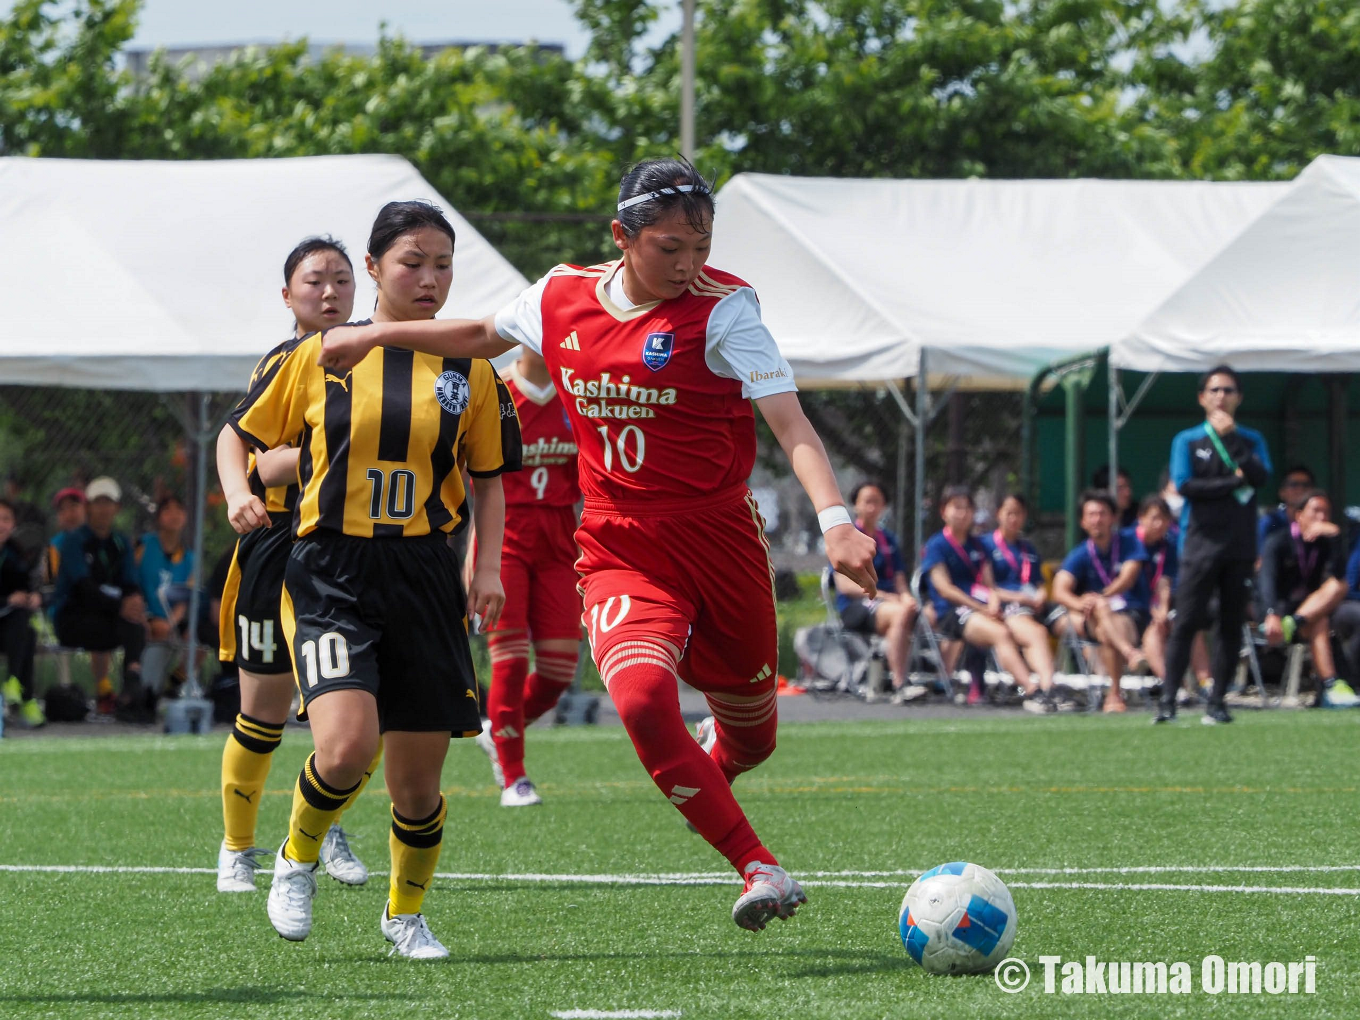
[216,842,267,893]
[476,718,504,788]
[695,715,718,755]
[499,777,543,807]
[381,904,450,959]
[319,824,368,886]
[732,862,808,932]
[266,843,318,941]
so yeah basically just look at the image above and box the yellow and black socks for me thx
[221,713,284,852]
[388,795,447,916]
[285,752,360,864]
[341,740,384,814]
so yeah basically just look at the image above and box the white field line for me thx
[3,863,1360,896]
[550,1012,681,1019]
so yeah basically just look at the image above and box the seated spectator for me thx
[1258,465,1316,551]
[137,495,195,643]
[0,498,44,727]
[1331,542,1360,699]
[1131,496,1178,684]
[1093,465,1137,529]
[50,477,146,718]
[982,493,1057,710]
[1257,488,1352,707]
[44,486,87,584]
[831,481,919,694]
[923,486,1040,709]
[1052,490,1148,713]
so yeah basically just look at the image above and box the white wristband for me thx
[818,505,853,534]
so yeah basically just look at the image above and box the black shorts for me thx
[219,513,293,675]
[936,604,974,640]
[282,531,480,735]
[839,600,878,634]
[1080,608,1151,640]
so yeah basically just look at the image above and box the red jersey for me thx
[494,260,796,506]
[500,362,580,507]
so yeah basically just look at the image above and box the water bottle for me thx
[866,651,888,701]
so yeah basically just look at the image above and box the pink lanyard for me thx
[1136,526,1166,588]
[991,530,1031,586]
[1087,533,1120,588]
[1291,522,1318,579]
[943,529,981,583]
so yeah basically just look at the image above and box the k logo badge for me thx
[434,370,470,415]
[642,332,674,371]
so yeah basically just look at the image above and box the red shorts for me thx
[576,485,778,694]
[485,503,582,641]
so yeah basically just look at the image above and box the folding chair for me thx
[1054,611,1106,712]
[908,568,964,701]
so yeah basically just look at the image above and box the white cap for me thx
[85,476,122,503]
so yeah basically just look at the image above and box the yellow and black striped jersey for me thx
[244,338,302,516]
[229,326,522,539]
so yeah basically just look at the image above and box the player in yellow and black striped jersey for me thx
[215,238,377,897]
[215,200,520,958]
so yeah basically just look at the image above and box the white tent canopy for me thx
[710,173,1286,387]
[0,154,528,391]
[1113,155,1360,373]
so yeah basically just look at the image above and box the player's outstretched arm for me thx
[319,314,516,370]
[756,391,877,598]
[215,424,269,534]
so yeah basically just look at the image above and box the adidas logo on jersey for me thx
[749,664,772,684]
[560,331,581,351]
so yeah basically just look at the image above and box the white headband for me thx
[617,184,711,212]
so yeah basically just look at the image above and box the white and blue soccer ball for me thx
[898,862,1017,974]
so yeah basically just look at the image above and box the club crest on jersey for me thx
[434,370,470,415]
[642,332,674,371]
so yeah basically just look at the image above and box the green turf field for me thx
[2,711,1357,1019]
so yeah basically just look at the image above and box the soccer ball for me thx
[898,862,1017,974]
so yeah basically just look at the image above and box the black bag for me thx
[43,683,90,722]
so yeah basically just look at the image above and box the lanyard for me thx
[1203,422,1238,470]
[1087,533,1120,589]
[991,530,1031,586]
[856,523,896,583]
[1136,526,1166,589]
[1291,522,1318,580]
[942,529,981,583]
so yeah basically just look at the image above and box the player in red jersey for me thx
[473,347,583,807]
[320,158,878,932]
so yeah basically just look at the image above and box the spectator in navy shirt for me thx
[1257,465,1315,553]
[1052,490,1148,712]
[922,487,1037,707]
[830,482,918,692]
[51,477,146,717]
[1331,541,1360,694]
[1257,489,1352,706]
[981,493,1057,709]
[1157,365,1271,726]
[1130,496,1178,688]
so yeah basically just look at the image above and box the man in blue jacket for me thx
[1155,366,1271,726]
[51,477,147,718]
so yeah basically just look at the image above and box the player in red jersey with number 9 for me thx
[320,158,879,932]
[473,347,583,807]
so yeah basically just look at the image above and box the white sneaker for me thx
[500,777,542,807]
[216,842,267,893]
[266,843,318,941]
[381,904,450,959]
[319,824,368,886]
[695,715,717,754]
[891,684,929,704]
[732,862,807,932]
[476,718,504,788]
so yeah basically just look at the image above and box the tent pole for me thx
[1330,375,1347,510]
[896,411,908,548]
[914,351,927,565]
[185,393,210,693]
[1108,358,1119,505]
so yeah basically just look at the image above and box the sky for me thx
[1,1,680,58]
